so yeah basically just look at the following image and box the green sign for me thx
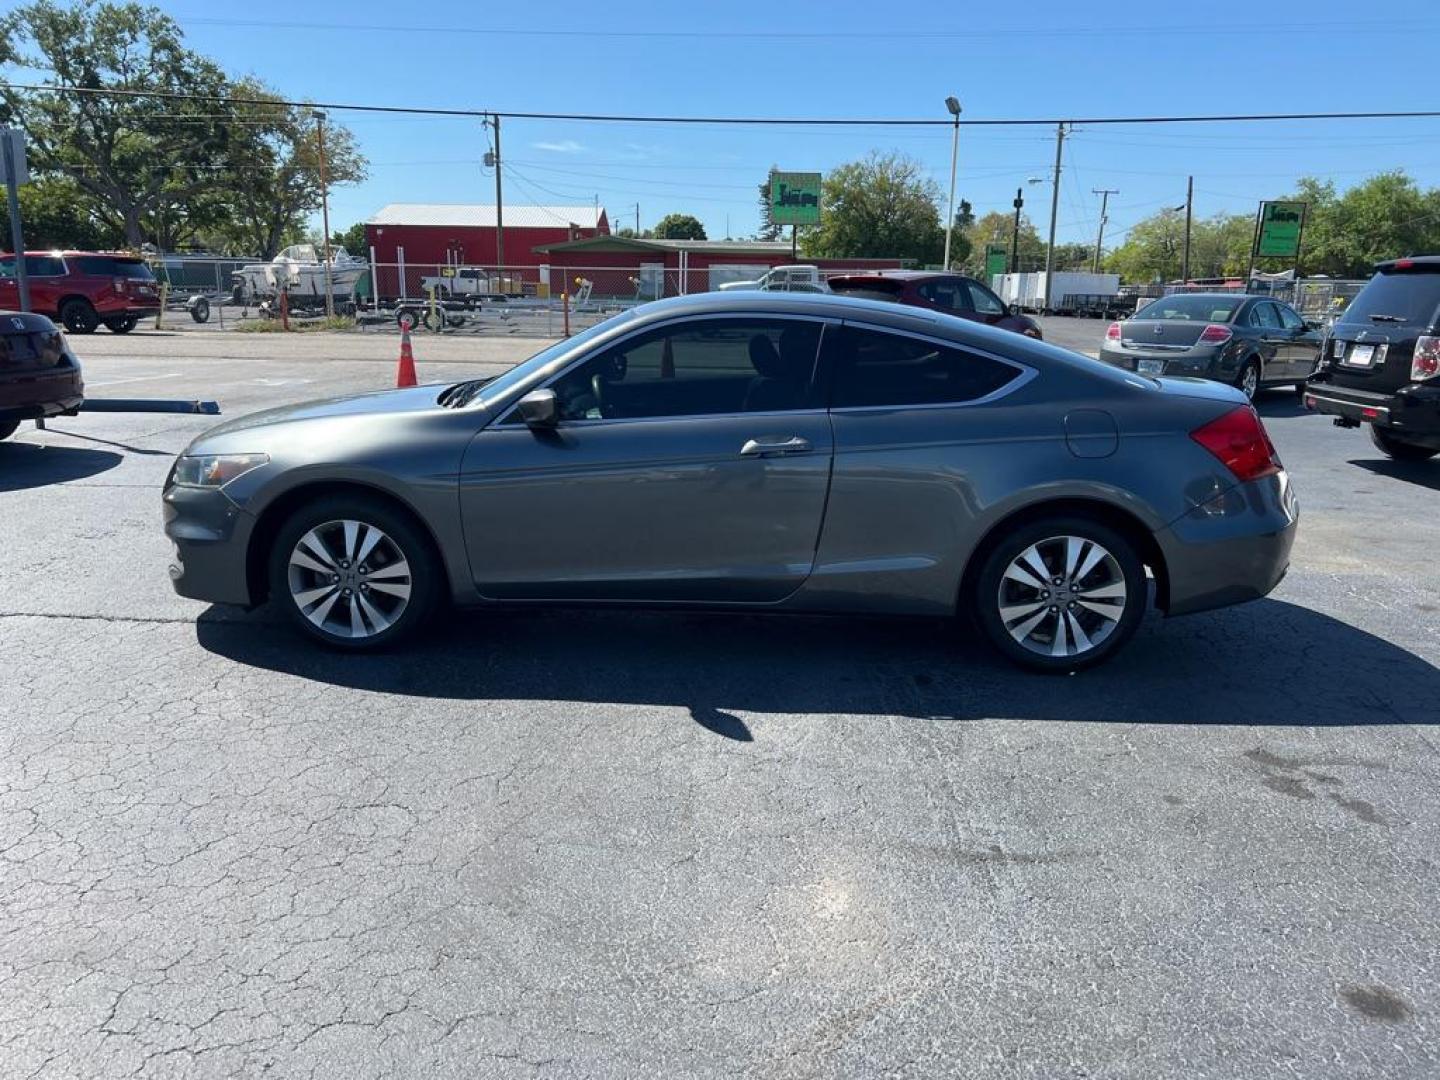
[770,172,822,226]
[1256,201,1305,258]
[984,243,1008,280]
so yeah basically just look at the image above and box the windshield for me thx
[474,308,639,407]
[1337,269,1440,328]
[1135,295,1242,322]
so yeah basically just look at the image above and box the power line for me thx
[7,82,1440,128]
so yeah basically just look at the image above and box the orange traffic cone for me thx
[396,318,418,388]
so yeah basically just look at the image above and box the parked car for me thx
[0,251,161,334]
[0,311,83,441]
[826,271,1043,339]
[1098,293,1322,400]
[1304,257,1440,461]
[717,265,829,293]
[164,292,1295,672]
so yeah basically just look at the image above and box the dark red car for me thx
[0,311,83,441]
[0,251,160,334]
[827,271,1043,339]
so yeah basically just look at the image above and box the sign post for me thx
[1,128,31,312]
[770,171,822,261]
[1247,200,1307,290]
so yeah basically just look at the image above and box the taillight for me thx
[1412,335,1440,380]
[113,277,127,294]
[1105,321,1122,342]
[1190,405,1281,483]
[1198,323,1233,344]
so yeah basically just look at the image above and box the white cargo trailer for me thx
[995,271,1120,314]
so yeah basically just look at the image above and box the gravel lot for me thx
[1,324,1437,1079]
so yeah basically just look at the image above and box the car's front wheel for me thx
[268,495,441,649]
[1369,425,1439,462]
[973,517,1147,673]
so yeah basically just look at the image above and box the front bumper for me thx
[162,481,258,606]
[1154,471,1297,617]
[1303,377,1440,438]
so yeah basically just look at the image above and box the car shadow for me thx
[1255,389,1309,418]
[0,441,122,492]
[195,598,1439,736]
[1348,457,1440,492]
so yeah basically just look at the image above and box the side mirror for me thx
[516,388,558,428]
[1008,303,1022,317]
[1304,319,1323,332]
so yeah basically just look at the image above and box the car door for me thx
[1274,301,1321,381]
[458,315,835,603]
[962,278,1009,328]
[0,254,19,310]
[1246,301,1285,379]
[914,279,977,324]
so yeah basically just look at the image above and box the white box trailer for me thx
[996,271,1120,314]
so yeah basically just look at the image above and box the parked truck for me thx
[995,271,1120,315]
[716,264,830,293]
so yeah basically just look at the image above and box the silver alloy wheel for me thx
[1240,362,1259,399]
[286,519,413,639]
[997,535,1128,658]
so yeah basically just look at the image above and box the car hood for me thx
[184,382,449,454]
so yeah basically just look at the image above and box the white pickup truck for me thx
[419,267,520,300]
[717,264,830,293]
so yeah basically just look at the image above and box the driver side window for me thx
[965,280,1005,315]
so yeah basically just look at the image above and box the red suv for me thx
[827,270,1043,339]
[0,251,161,334]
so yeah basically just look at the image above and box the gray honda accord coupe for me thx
[163,291,1297,671]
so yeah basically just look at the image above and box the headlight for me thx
[172,453,269,488]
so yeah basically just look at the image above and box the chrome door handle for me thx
[740,436,811,457]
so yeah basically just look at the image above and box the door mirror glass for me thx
[1008,303,1022,317]
[516,388,558,428]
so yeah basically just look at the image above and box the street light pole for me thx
[942,96,962,269]
[1010,187,1024,274]
[1042,122,1066,314]
[1092,188,1119,273]
[313,111,334,318]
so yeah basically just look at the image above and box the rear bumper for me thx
[163,481,258,607]
[1155,471,1297,617]
[1303,379,1440,436]
[0,367,84,422]
[1098,345,1231,380]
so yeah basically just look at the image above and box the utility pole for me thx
[491,114,504,272]
[1181,175,1194,284]
[313,111,335,318]
[635,203,641,235]
[1092,187,1119,274]
[1010,187,1024,274]
[1,129,27,312]
[942,96,962,269]
[1042,122,1066,314]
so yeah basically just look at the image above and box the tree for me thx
[943,199,974,270]
[0,174,123,249]
[0,1,237,247]
[803,151,944,265]
[1279,171,1440,277]
[652,213,706,240]
[756,165,782,242]
[960,211,1044,275]
[329,221,369,256]
[1104,209,1190,283]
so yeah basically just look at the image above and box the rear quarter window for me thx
[1338,270,1440,328]
[72,256,155,280]
[829,326,1021,408]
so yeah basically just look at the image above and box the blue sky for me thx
[150,0,1440,248]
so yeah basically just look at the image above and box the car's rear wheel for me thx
[59,298,100,335]
[104,314,138,334]
[1236,357,1261,400]
[1369,425,1439,462]
[268,495,440,650]
[0,420,19,442]
[973,518,1147,673]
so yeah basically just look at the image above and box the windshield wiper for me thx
[440,377,494,408]
[1367,313,1405,322]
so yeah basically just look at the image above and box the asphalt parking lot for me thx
[1,322,1437,1078]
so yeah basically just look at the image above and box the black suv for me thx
[1305,257,1440,461]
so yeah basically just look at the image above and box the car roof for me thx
[1144,292,1252,304]
[1375,256,1440,271]
[828,270,962,283]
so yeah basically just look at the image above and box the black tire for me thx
[190,297,211,324]
[268,494,441,650]
[59,298,100,334]
[0,419,19,441]
[1369,425,1439,462]
[1235,357,1261,401]
[104,314,138,334]
[972,516,1147,673]
[395,307,420,331]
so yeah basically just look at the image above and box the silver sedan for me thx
[163,292,1297,672]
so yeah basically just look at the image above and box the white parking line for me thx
[84,373,185,388]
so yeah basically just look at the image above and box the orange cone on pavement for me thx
[396,317,418,388]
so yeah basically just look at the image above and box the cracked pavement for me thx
[0,329,1437,1078]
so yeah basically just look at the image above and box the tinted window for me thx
[1338,269,1440,328]
[1276,304,1306,331]
[539,318,821,422]
[476,309,639,408]
[916,280,972,312]
[828,286,902,303]
[1137,296,1242,322]
[829,326,1020,408]
[23,255,65,277]
[965,280,1005,315]
[1249,302,1282,329]
[72,256,154,279]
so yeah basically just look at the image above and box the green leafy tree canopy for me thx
[803,151,944,266]
[652,213,706,241]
